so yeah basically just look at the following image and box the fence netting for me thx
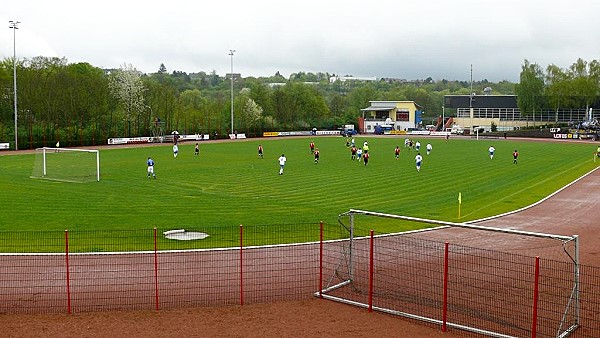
[0,224,323,314]
[1,224,599,337]
[320,226,600,338]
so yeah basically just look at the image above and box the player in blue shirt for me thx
[147,157,156,179]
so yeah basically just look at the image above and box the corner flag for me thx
[458,192,462,220]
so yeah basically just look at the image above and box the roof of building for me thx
[361,101,423,111]
[361,104,397,111]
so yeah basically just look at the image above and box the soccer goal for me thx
[318,209,580,338]
[31,147,100,182]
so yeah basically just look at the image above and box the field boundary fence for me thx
[1,221,599,337]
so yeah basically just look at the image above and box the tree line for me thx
[515,58,600,116]
[1,56,597,149]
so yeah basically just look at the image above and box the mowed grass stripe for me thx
[0,136,598,251]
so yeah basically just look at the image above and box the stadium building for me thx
[444,95,600,132]
[359,101,423,134]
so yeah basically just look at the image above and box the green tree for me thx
[567,58,598,109]
[545,64,570,111]
[515,60,545,117]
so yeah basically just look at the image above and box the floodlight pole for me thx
[9,20,20,151]
[229,49,236,136]
[469,64,474,132]
[442,105,445,132]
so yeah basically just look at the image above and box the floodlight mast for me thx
[229,49,235,136]
[9,20,20,150]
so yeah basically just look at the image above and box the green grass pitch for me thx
[0,136,597,252]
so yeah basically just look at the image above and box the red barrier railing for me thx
[319,221,323,299]
[65,230,71,315]
[442,241,448,332]
[154,227,159,311]
[368,229,374,313]
[240,224,244,306]
[532,256,540,338]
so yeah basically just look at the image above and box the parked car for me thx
[450,125,464,135]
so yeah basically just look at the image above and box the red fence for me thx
[0,224,323,314]
[1,224,600,337]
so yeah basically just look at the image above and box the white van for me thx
[450,125,464,135]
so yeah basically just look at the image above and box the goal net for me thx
[319,209,580,338]
[31,147,100,182]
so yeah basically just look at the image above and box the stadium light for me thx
[9,20,20,150]
[229,49,235,136]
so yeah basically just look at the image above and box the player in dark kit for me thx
[363,152,370,165]
[513,150,519,164]
[351,145,357,160]
[310,141,315,154]
[394,146,400,159]
[314,148,320,164]
[258,144,264,158]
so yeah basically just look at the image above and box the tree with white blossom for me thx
[108,63,146,137]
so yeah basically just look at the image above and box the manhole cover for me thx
[163,229,209,240]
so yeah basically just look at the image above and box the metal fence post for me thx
[65,230,71,314]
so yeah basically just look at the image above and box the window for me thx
[375,111,390,119]
[396,110,409,121]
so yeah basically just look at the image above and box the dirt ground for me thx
[0,299,478,338]
[1,137,599,337]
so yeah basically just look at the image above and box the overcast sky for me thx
[2,0,599,82]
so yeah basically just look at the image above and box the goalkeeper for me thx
[147,157,157,179]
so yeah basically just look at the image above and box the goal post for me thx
[31,147,100,182]
[318,209,581,338]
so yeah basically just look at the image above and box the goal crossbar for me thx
[341,208,576,241]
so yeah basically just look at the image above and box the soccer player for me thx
[415,153,423,172]
[314,148,320,164]
[363,151,370,165]
[356,148,363,162]
[489,146,495,159]
[258,144,264,158]
[194,143,199,156]
[426,143,432,155]
[415,141,421,152]
[351,145,357,160]
[513,149,519,164]
[309,141,315,154]
[278,154,287,175]
[173,144,179,158]
[147,157,156,179]
[363,142,369,154]
[394,146,400,160]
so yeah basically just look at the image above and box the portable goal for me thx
[31,147,100,182]
[318,209,580,338]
